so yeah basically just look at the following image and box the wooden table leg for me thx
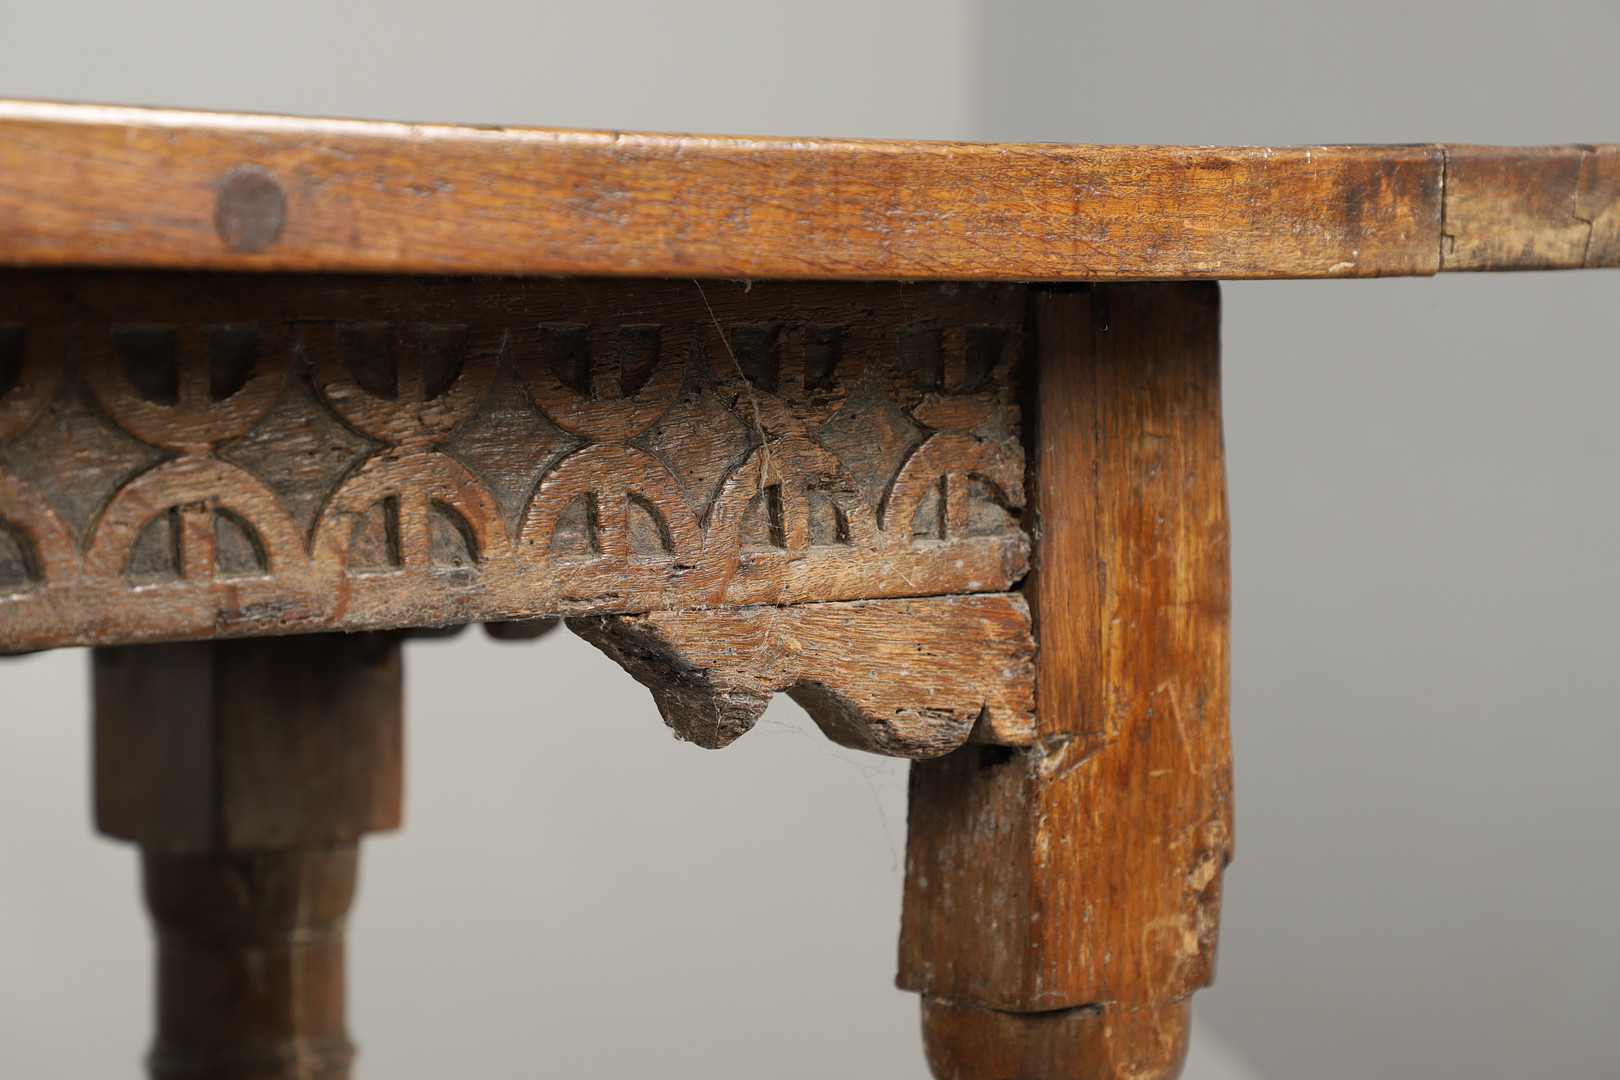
[93,633,402,1080]
[899,284,1233,1079]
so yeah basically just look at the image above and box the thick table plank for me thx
[0,100,1554,281]
[1441,145,1620,271]
[5,102,1614,281]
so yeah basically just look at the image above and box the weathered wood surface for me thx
[572,593,1035,756]
[5,102,1614,280]
[95,634,402,852]
[95,633,402,1080]
[0,275,1027,651]
[1442,144,1620,270]
[0,99,1505,281]
[144,848,357,1080]
[921,998,1192,1080]
[899,285,1233,1079]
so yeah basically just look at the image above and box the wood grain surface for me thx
[143,848,358,1080]
[0,99,1521,281]
[572,593,1035,756]
[899,285,1232,1078]
[0,274,1028,650]
[1442,144,1620,270]
[5,102,1612,280]
[95,633,402,853]
[95,633,402,1080]
[920,997,1193,1080]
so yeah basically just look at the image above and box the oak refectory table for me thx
[1,100,1615,1079]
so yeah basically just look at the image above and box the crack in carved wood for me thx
[0,274,1028,650]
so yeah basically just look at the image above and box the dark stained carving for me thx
[961,327,1005,393]
[418,324,469,402]
[0,324,26,398]
[0,274,1028,650]
[441,365,582,531]
[539,324,591,397]
[113,326,180,406]
[0,378,166,546]
[727,324,782,393]
[902,328,944,391]
[613,325,662,397]
[814,373,926,510]
[206,325,259,402]
[801,325,844,392]
[125,508,181,584]
[339,323,397,399]
[0,518,39,594]
[219,373,379,542]
[213,508,269,579]
[631,362,758,519]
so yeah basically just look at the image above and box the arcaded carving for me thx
[0,275,1027,650]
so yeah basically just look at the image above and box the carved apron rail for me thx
[0,274,1029,651]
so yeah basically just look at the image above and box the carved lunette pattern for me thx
[0,274,1029,651]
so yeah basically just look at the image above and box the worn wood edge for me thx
[919,996,1193,1080]
[1441,144,1620,271]
[897,284,1232,1017]
[568,592,1036,758]
[142,846,361,1080]
[0,98,1463,280]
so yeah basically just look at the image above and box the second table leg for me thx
[93,632,403,1080]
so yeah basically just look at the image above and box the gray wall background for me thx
[2,3,1615,1078]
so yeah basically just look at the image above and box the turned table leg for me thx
[899,284,1234,1079]
[93,633,402,1080]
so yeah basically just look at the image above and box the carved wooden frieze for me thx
[0,273,1028,650]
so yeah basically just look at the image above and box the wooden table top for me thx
[2,99,1615,281]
